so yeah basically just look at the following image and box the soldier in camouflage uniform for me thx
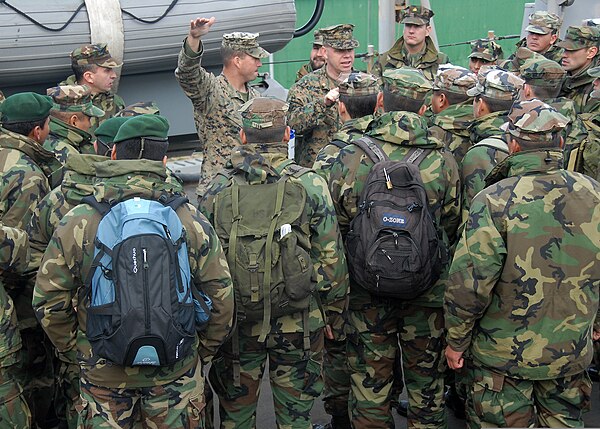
[581,66,600,179]
[0,224,31,429]
[518,56,590,170]
[327,68,460,429]
[498,46,544,74]
[0,93,62,428]
[295,29,326,82]
[461,68,523,222]
[374,5,448,81]
[468,39,503,74]
[60,43,125,131]
[44,84,105,164]
[445,98,600,428]
[429,67,477,164]
[198,97,348,428]
[114,101,160,117]
[33,114,234,428]
[288,24,359,167]
[558,25,600,114]
[313,71,379,182]
[175,17,268,197]
[509,11,564,64]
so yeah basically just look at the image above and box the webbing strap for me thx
[227,181,240,281]
[353,136,390,163]
[405,147,425,164]
[302,309,311,357]
[231,327,241,387]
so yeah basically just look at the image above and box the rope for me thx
[0,0,179,31]
[439,34,521,48]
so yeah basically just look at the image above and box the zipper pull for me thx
[383,168,393,190]
[143,248,149,269]
[393,232,399,249]
[367,201,373,217]
[381,248,393,263]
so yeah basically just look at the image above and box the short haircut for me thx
[478,96,514,113]
[243,126,287,144]
[434,90,471,106]
[511,132,562,150]
[382,88,424,113]
[114,138,168,161]
[220,45,248,66]
[526,83,562,100]
[339,93,378,119]
[72,63,98,82]
[50,110,87,123]
[2,116,48,137]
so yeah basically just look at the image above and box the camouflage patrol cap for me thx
[556,26,600,50]
[382,68,432,100]
[0,92,53,123]
[502,99,568,142]
[467,68,524,100]
[526,11,562,35]
[433,67,477,95]
[339,72,380,96]
[70,43,122,68]
[321,24,359,50]
[498,47,544,73]
[239,97,288,131]
[399,5,434,25]
[113,114,169,144]
[469,39,504,62]
[313,29,324,47]
[47,85,104,118]
[115,101,160,118]
[519,57,566,87]
[222,32,269,59]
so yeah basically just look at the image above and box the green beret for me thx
[113,114,169,144]
[95,117,131,143]
[382,68,432,100]
[0,92,53,123]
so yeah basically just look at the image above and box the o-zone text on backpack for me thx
[345,137,443,299]
[84,195,212,367]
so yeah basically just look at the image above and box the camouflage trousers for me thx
[209,327,324,429]
[465,365,592,428]
[77,358,205,429]
[54,360,80,429]
[0,354,31,429]
[347,303,447,429]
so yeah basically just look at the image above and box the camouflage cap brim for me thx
[401,17,429,25]
[246,46,270,59]
[84,104,105,118]
[97,57,123,68]
[52,102,105,118]
[325,39,360,50]
[555,39,589,50]
[468,52,494,62]
[466,85,483,97]
[526,24,551,35]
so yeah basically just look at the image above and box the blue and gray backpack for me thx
[83,194,212,367]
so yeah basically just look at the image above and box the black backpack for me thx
[345,137,444,299]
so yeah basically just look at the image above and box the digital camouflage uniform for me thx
[0,224,31,429]
[288,24,359,168]
[445,99,599,428]
[429,67,477,164]
[198,97,348,429]
[43,85,104,164]
[461,68,523,224]
[61,43,125,131]
[33,156,234,428]
[510,11,564,64]
[581,67,600,180]
[295,30,324,83]
[175,32,266,197]
[557,26,600,114]
[328,69,460,429]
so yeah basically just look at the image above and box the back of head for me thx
[239,97,288,144]
[381,68,432,113]
[338,72,380,118]
[0,92,53,136]
[519,57,566,99]
[498,47,544,74]
[433,66,477,105]
[503,99,568,150]
[468,67,524,113]
[112,114,169,161]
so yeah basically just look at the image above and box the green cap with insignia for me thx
[70,43,122,68]
[339,72,381,96]
[556,25,600,51]
[519,57,566,87]
[239,97,288,132]
[113,114,169,144]
[398,4,434,25]
[526,11,562,35]
[313,29,324,47]
[383,68,432,100]
[433,66,477,95]
[467,67,524,100]
[222,32,269,59]
[47,85,105,117]
[0,92,53,123]
[115,101,160,118]
[498,47,544,74]
[469,39,504,62]
[502,99,568,142]
[321,24,359,50]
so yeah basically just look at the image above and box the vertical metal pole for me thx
[379,0,396,53]
[269,53,275,80]
[420,0,438,49]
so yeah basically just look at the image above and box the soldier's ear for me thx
[376,91,384,111]
[587,46,599,60]
[111,145,117,160]
[239,128,248,145]
[417,104,427,116]
[508,137,520,154]
[283,126,290,143]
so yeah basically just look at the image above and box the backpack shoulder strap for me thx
[158,194,190,211]
[284,162,312,178]
[404,147,431,167]
[352,136,390,163]
[330,139,348,149]
[82,195,112,216]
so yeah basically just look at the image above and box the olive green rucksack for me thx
[212,164,315,341]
